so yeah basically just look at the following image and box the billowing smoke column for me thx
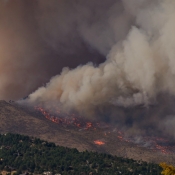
[1,0,175,138]
[29,1,175,109]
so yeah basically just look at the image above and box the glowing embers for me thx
[35,106,175,154]
[153,137,175,154]
[116,130,175,155]
[35,106,97,130]
[94,140,105,145]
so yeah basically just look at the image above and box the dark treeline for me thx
[0,133,162,175]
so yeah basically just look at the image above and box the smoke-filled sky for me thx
[1,0,175,138]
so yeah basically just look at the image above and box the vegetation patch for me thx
[0,133,162,175]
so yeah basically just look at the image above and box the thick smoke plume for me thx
[29,0,175,109]
[1,0,175,138]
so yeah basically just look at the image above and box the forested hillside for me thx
[0,133,162,175]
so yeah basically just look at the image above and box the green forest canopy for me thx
[0,133,162,175]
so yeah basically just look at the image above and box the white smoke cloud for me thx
[27,0,175,116]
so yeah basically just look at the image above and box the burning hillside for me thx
[34,106,99,130]
[33,104,175,155]
[0,100,175,165]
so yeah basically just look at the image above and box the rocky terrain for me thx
[0,100,175,165]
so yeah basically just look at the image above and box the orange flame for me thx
[94,140,105,145]
[35,106,175,154]
[35,106,97,130]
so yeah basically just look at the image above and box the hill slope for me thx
[0,100,174,165]
[0,133,162,175]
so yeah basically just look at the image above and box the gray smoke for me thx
[29,0,175,110]
[0,0,104,100]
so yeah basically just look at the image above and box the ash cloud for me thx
[1,0,175,138]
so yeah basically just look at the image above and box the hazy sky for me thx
[0,0,105,99]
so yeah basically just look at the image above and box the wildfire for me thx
[34,106,175,154]
[94,140,105,145]
[156,144,167,154]
[115,130,175,154]
[35,106,97,130]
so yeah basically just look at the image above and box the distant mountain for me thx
[0,100,174,165]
